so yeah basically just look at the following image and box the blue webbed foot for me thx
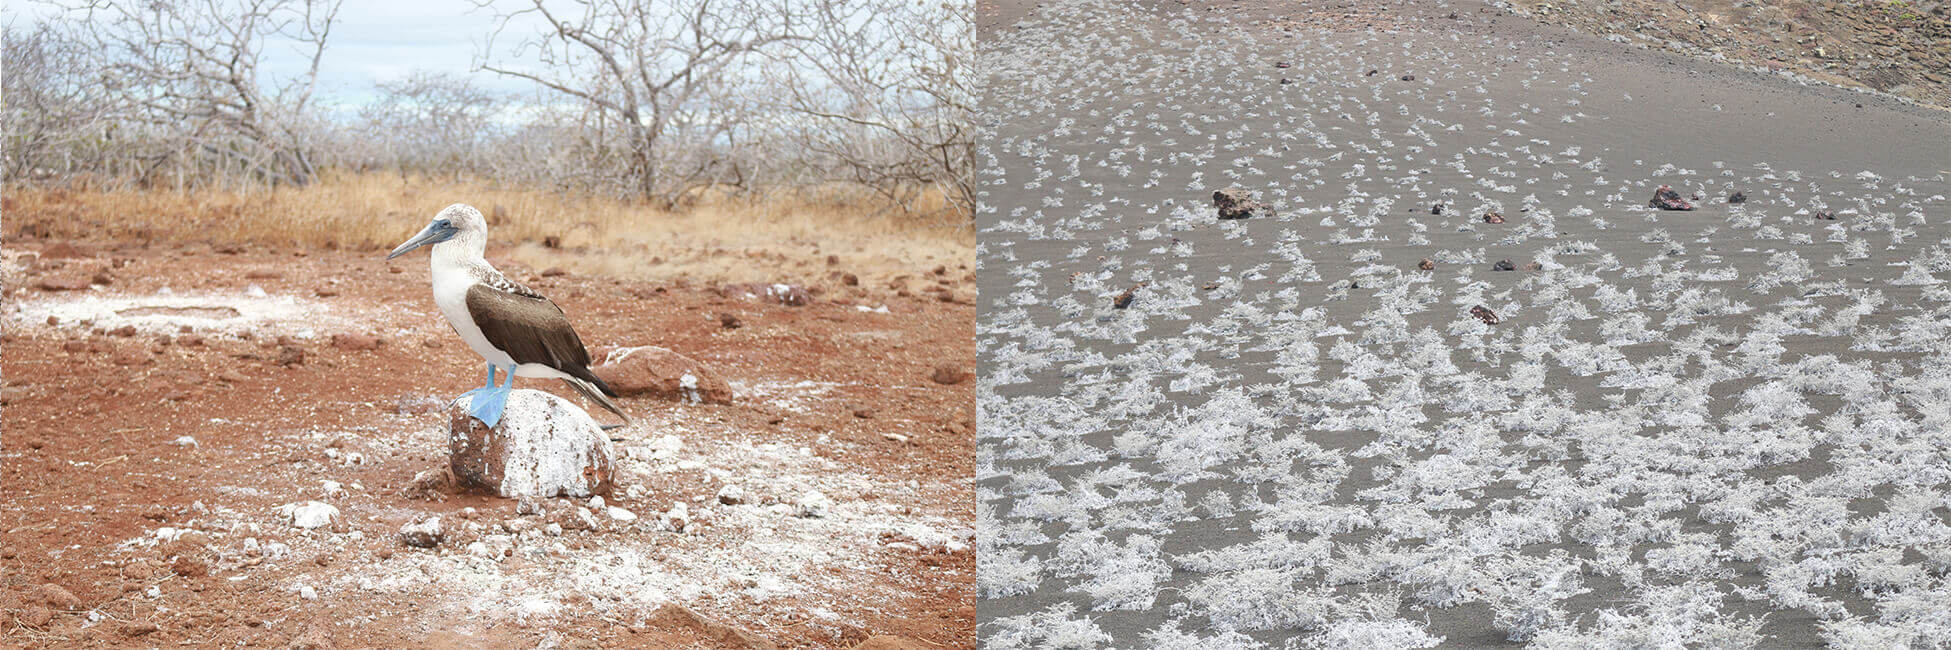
[459,365,499,401]
[468,386,512,428]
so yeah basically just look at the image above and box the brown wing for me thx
[466,283,602,384]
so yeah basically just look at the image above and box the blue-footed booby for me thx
[388,204,628,428]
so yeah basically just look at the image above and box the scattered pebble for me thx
[795,491,833,518]
[280,501,339,530]
[398,517,444,548]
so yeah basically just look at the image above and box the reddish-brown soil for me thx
[0,238,974,648]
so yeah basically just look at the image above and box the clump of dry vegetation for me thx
[3,173,970,288]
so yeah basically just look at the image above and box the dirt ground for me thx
[0,234,975,648]
[1504,0,1951,110]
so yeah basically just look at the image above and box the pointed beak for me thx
[387,221,455,260]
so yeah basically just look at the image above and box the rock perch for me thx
[449,389,615,498]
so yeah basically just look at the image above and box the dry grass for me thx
[2,173,973,289]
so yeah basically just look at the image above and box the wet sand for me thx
[977,0,1951,646]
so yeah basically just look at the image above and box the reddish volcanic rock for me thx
[591,346,733,405]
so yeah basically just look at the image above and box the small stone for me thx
[1212,187,1270,220]
[120,621,159,637]
[36,276,91,292]
[35,584,80,610]
[41,242,89,258]
[288,625,333,650]
[929,363,970,385]
[19,605,53,627]
[297,585,318,600]
[516,496,543,516]
[718,282,811,306]
[662,503,689,532]
[171,555,209,578]
[281,501,340,529]
[606,506,638,522]
[717,312,742,329]
[716,484,747,506]
[796,491,833,518]
[404,468,449,499]
[398,517,443,548]
[329,334,382,351]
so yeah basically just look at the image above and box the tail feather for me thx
[560,376,630,424]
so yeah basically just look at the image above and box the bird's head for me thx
[387,203,486,260]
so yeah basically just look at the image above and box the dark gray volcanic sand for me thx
[976,0,1951,647]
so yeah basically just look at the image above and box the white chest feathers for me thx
[430,265,512,365]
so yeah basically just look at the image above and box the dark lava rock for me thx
[1212,187,1270,220]
[1649,185,1696,211]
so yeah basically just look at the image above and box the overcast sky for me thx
[2,0,548,109]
